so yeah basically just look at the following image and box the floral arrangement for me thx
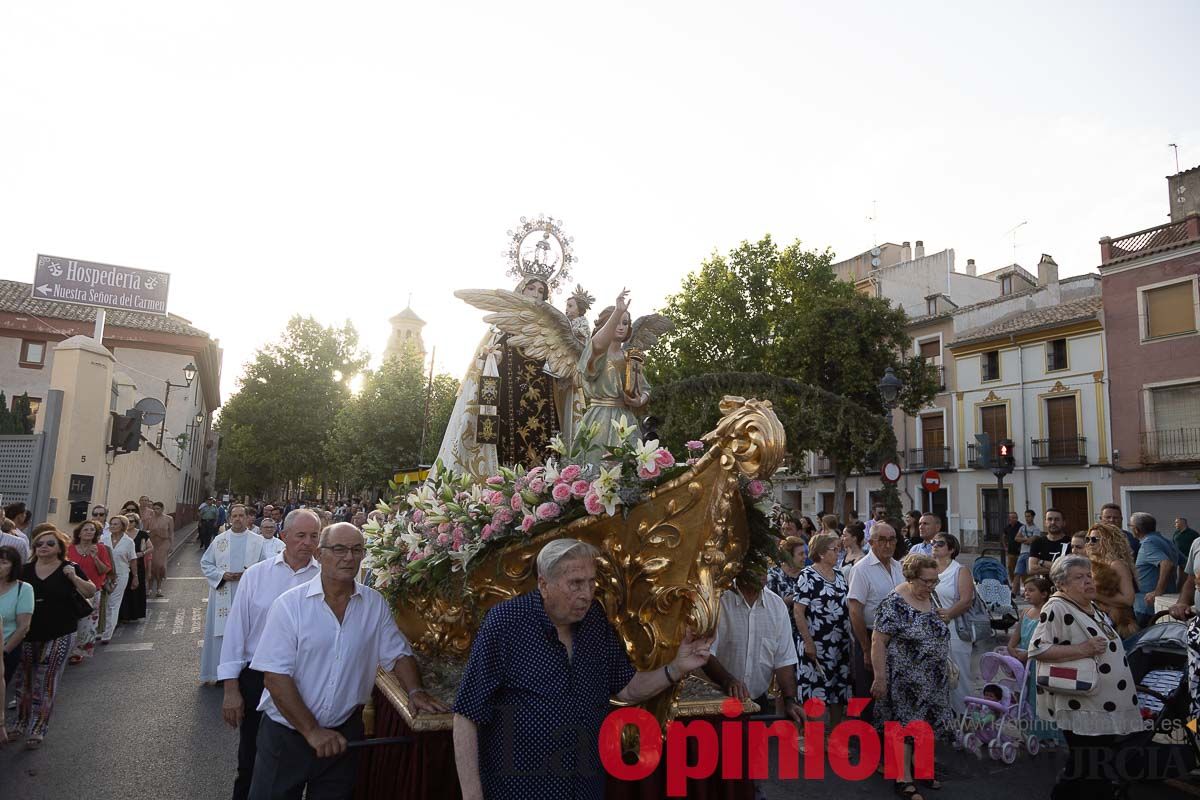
[363,420,787,596]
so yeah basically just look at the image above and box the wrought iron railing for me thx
[1102,217,1200,264]
[907,447,951,471]
[812,454,833,475]
[1031,436,1087,466]
[1140,428,1200,463]
[967,442,987,469]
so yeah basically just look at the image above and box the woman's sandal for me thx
[25,736,42,750]
[894,782,924,800]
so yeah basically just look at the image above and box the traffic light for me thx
[109,410,142,454]
[994,439,1016,476]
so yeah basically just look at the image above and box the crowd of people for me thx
[1,498,172,749]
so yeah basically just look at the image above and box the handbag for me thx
[929,591,961,689]
[954,588,993,643]
[1033,596,1103,697]
[66,567,95,620]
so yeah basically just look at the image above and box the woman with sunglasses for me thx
[66,520,112,663]
[11,528,97,748]
[1084,522,1137,639]
[870,554,955,800]
[99,515,137,644]
[931,532,975,714]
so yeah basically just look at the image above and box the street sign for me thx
[880,461,901,484]
[921,470,941,492]
[33,254,170,316]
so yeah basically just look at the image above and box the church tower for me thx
[384,304,426,363]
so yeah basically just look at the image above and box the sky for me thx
[2,1,1197,406]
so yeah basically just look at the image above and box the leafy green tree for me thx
[0,393,35,435]
[649,235,938,519]
[216,316,369,498]
[326,347,459,495]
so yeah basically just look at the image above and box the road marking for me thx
[148,598,170,604]
[105,643,154,652]
[172,609,186,635]
[191,607,203,634]
[154,610,167,630]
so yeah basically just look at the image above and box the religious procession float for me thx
[355,216,788,799]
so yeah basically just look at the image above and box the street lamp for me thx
[157,362,198,449]
[877,367,903,411]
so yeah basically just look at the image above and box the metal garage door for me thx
[1127,488,1200,534]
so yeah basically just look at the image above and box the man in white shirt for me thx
[703,565,802,723]
[908,514,939,556]
[257,518,286,560]
[846,522,902,700]
[248,523,447,800]
[219,509,322,800]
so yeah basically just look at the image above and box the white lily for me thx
[595,464,622,494]
[543,459,560,483]
[634,439,661,473]
[548,435,567,455]
[597,486,622,516]
[611,418,637,442]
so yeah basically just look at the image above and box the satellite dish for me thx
[871,247,882,257]
[871,257,881,267]
[134,397,167,427]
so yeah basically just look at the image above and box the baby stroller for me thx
[972,549,1019,633]
[954,651,1039,764]
[1121,611,1199,778]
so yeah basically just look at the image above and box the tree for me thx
[0,393,35,435]
[326,347,459,495]
[649,235,938,519]
[216,316,369,498]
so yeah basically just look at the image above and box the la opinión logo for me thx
[599,697,935,796]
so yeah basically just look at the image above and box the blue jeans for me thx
[1015,553,1030,576]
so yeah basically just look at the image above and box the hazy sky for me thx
[3,1,1197,405]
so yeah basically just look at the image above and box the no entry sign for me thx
[921,470,941,492]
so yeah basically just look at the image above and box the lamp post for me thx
[157,362,198,449]
[877,366,905,520]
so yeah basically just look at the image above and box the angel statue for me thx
[435,277,561,481]
[554,284,595,447]
[576,288,671,466]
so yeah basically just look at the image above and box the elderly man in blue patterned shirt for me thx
[453,538,713,800]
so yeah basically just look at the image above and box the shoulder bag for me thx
[954,584,993,643]
[66,563,95,619]
[1033,595,1103,697]
[929,591,960,689]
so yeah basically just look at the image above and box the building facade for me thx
[0,279,222,521]
[1099,165,1200,527]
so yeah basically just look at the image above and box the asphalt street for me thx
[3,535,1198,799]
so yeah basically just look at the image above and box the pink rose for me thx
[686,440,705,451]
[486,475,505,486]
[655,449,675,468]
[536,502,561,521]
[551,483,572,503]
[571,480,591,499]
[510,493,523,511]
[436,532,451,546]
[453,531,464,549]
[528,478,546,494]
[485,490,503,506]
[584,492,605,516]
[480,524,494,541]
[410,509,425,524]
[437,522,452,534]
[454,492,470,503]
[686,458,698,467]
[638,463,661,480]
[520,514,536,532]
[408,550,422,562]
[528,466,545,479]
[746,480,766,498]
[560,464,582,482]
[492,507,513,525]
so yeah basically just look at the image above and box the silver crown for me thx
[503,215,575,294]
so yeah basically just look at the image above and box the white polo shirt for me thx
[846,549,902,629]
[251,575,413,729]
[712,586,798,699]
[217,551,321,681]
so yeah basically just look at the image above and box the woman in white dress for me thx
[100,516,137,644]
[932,532,976,713]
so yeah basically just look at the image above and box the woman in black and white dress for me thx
[792,533,852,722]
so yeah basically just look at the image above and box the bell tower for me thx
[384,301,426,363]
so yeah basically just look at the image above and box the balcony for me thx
[907,447,952,471]
[933,365,946,391]
[967,442,987,469]
[1031,436,1087,466]
[1100,215,1200,266]
[812,455,833,475]
[1141,428,1200,464]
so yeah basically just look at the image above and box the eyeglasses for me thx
[915,576,939,586]
[35,540,57,549]
[321,545,366,558]
[931,540,948,548]
[1085,536,1102,544]
[92,510,106,517]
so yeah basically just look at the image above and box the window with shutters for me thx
[1140,278,1198,341]
[1150,383,1200,431]
[1000,275,1013,295]
[980,404,1007,443]
[1046,338,1068,372]
[919,339,940,361]
[981,350,1000,382]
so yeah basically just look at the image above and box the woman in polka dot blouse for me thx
[1028,554,1142,798]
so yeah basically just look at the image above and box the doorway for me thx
[922,488,949,533]
[1048,486,1091,535]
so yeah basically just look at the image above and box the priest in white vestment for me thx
[200,504,265,683]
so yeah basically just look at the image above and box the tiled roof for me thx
[0,279,210,338]
[950,296,1103,347]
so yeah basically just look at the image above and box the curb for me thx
[167,522,200,563]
